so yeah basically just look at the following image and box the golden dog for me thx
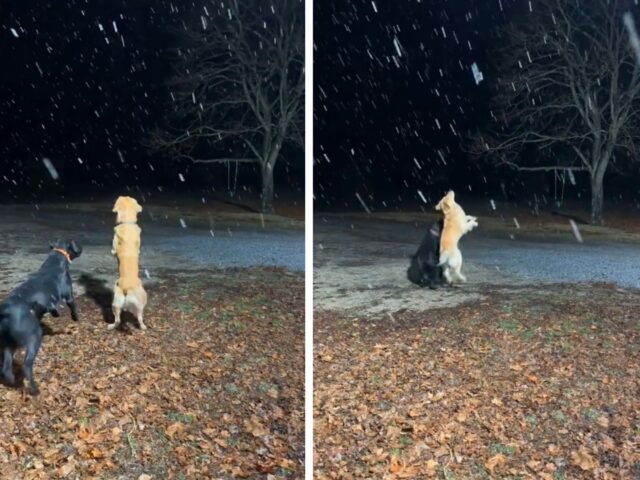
[109,196,147,330]
[435,191,478,283]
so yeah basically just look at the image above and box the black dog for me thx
[407,220,444,289]
[0,240,82,395]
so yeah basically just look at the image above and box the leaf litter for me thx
[0,267,303,479]
[314,283,640,479]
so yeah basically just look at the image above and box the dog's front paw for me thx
[107,323,118,330]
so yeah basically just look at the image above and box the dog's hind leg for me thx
[442,266,453,284]
[452,263,467,283]
[132,286,148,331]
[22,329,42,395]
[66,300,78,321]
[2,347,15,386]
[109,283,125,330]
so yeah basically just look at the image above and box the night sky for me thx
[313,0,640,211]
[0,0,303,203]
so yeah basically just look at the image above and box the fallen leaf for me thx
[571,447,598,471]
[485,453,506,473]
[165,422,184,439]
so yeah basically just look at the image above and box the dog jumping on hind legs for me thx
[435,190,478,284]
[109,196,148,331]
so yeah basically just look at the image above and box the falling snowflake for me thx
[42,158,59,180]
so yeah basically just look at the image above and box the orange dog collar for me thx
[52,248,71,263]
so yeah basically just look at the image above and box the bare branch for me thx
[149,0,305,170]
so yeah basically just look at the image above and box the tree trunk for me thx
[261,163,275,214]
[590,173,604,226]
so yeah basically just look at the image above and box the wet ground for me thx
[0,203,304,295]
[314,213,640,316]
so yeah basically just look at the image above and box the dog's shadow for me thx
[78,273,115,325]
[78,273,138,331]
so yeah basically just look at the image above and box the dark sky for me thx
[313,0,639,211]
[0,0,303,203]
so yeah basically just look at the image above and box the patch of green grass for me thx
[225,320,248,332]
[581,407,600,422]
[552,470,567,480]
[519,328,536,341]
[257,381,275,394]
[167,411,194,424]
[489,443,516,456]
[224,383,240,395]
[196,311,210,321]
[227,437,238,448]
[499,320,519,333]
[176,301,194,313]
[390,447,405,458]
[400,435,412,447]
[551,410,566,425]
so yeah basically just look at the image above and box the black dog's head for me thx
[49,239,83,260]
[429,219,444,238]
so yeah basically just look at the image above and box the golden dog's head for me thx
[435,190,456,214]
[113,196,142,224]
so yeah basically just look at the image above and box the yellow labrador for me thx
[110,196,147,330]
[435,191,478,283]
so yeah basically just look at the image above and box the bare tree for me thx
[151,0,304,214]
[469,0,640,225]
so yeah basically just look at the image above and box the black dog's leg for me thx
[67,300,79,322]
[2,347,15,385]
[22,331,42,395]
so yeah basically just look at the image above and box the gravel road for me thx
[0,204,304,295]
[314,214,640,316]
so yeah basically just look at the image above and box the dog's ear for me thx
[131,197,142,213]
[113,196,127,213]
[49,239,61,249]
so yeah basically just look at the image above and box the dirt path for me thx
[314,213,640,317]
[0,203,304,295]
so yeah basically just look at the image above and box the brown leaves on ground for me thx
[314,283,640,479]
[0,267,303,479]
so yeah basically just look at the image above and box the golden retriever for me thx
[109,196,148,330]
[435,190,478,283]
